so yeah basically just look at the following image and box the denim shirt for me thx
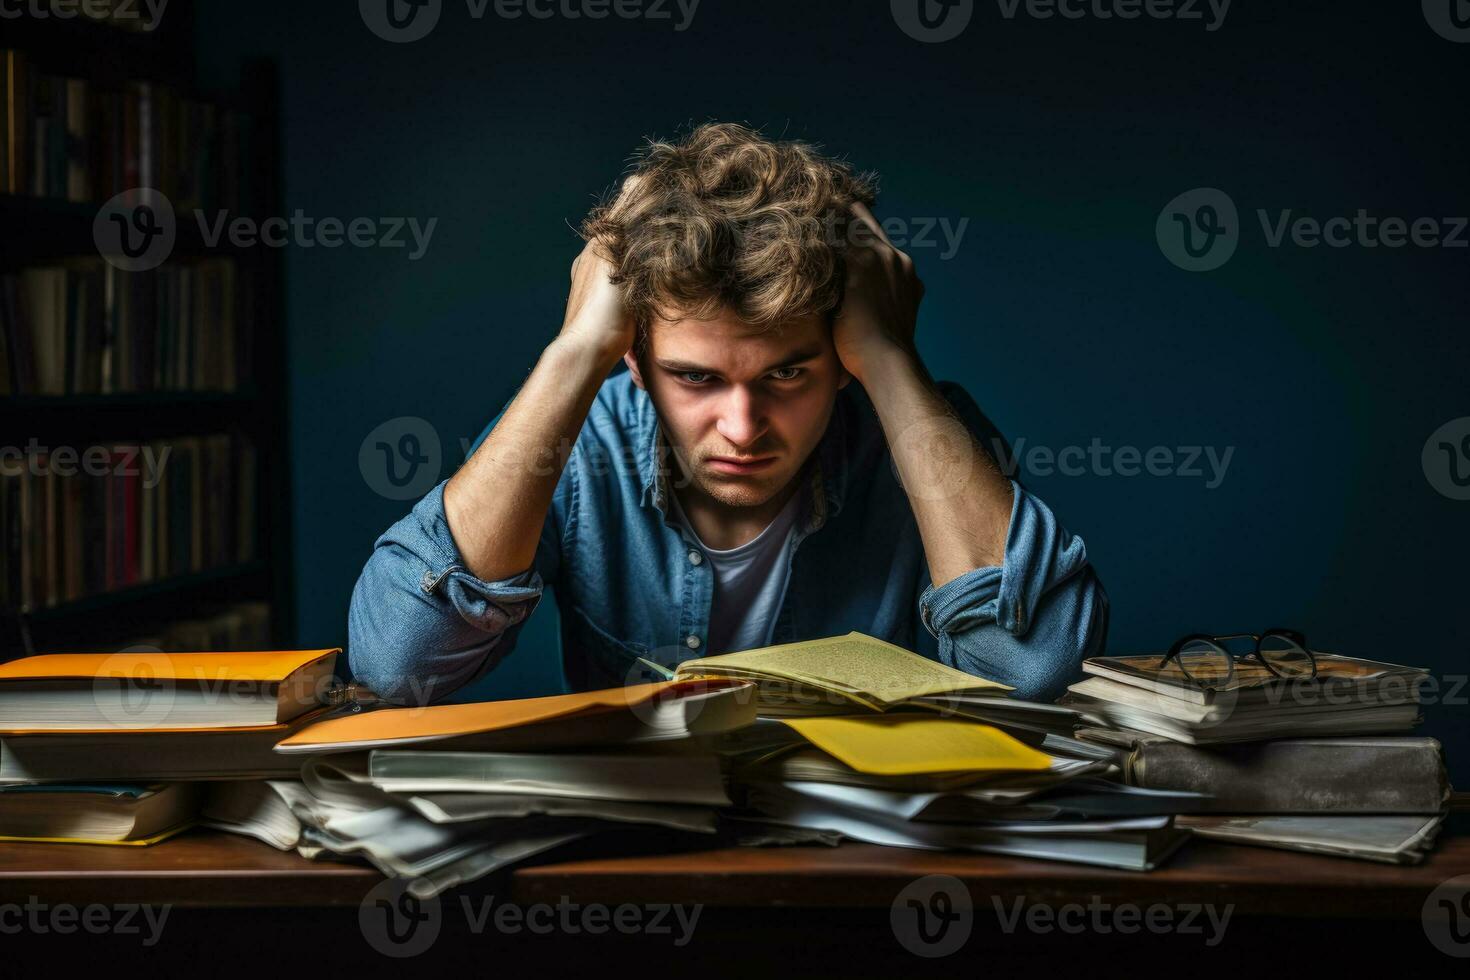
[347,368,1109,707]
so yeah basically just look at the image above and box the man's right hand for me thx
[556,238,636,368]
[448,231,634,582]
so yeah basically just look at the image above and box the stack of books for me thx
[1059,651,1428,744]
[1061,650,1452,863]
[0,648,339,843]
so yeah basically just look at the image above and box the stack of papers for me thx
[742,781,1191,871]
[206,756,602,898]
[200,678,766,897]
[725,714,1198,871]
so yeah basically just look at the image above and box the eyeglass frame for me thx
[1158,628,1319,683]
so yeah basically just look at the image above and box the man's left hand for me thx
[832,202,925,383]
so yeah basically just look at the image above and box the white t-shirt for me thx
[668,489,803,654]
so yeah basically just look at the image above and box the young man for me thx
[348,123,1108,707]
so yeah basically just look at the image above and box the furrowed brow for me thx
[655,359,720,374]
[758,346,824,373]
[655,346,824,377]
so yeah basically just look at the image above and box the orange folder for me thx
[275,677,746,754]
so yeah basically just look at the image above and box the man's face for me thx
[625,309,851,510]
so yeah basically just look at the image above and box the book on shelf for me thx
[0,257,253,396]
[119,599,273,652]
[1,48,251,212]
[0,432,258,612]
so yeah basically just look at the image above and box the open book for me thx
[669,631,1011,716]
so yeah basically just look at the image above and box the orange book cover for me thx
[275,677,746,754]
[0,649,339,685]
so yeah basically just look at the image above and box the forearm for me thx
[444,336,616,581]
[859,347,1014,584]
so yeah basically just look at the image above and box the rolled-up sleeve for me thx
[918,480,1108,702]
[347,448,574,705]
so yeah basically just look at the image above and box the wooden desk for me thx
[2,825,1466,918]
[3,825,1467,973]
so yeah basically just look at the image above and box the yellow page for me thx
[678,632,1011,706]
[779,715,1052,775]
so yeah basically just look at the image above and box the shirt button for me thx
[685,635,701,650]
[687,550,703,566]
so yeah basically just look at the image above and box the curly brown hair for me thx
[580,122,878,350]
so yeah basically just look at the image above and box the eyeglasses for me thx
[1159,629,1318,684]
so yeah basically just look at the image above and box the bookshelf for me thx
[0,1,293,657]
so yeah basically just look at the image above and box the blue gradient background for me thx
[197,1,1469,782]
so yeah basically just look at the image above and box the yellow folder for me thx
[779,715,1054,776]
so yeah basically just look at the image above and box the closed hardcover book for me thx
[1080,731,1452,814]
[0,649,340,730]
